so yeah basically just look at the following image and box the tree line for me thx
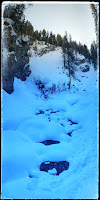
[21,20,97,70]
[3,3,97,71]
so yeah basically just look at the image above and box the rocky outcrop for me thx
[80,64,90,72]
[74,57,90,72]
[74,58,85,66]
[2,18,31,94]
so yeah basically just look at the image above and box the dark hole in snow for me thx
[60,123,65,127]
[35,110,44,115]
[83,90,85,91]
[68,119,78,125]
[40,161,69,175]
[71,102,78,106]
[48,117,51,121]
[67,132,72,137]
[39,110,44,114]
[41,84,44,88]
[51,111,59,114]
[41,140,60,145]
[29,174,33,178]
[81,76,84,77]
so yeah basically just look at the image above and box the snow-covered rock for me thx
[48,168,57,175]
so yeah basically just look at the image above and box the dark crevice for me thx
[29,174,33,178]
[40,161,69,175]
[35,110,44,115]
[51,111,60,114]
[67,129,79,137]
[67,132,72,137]
[60,123,65,127]
[68,119,78,125]
[40,140,60,145]
[71,102,78,106]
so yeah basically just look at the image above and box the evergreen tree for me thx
[52,34,56,45]
[42,29,46,41]
[45,31,49,43]
[90,3,99,69]
[48,31,53,44]
[82,44,90,61]
[3,4,25,34]
[62,35,67,68]
[71,41,78,60]
[57,34,62,46]
[90,4,98,35]
[62,32,75,89]
[46,31,49,42]
[34,30,39,40]
[24,20,34,37]
[39,30,42,41]
[90,41,97,70]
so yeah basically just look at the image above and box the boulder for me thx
[75,59,85,66]
[80,64,90,72]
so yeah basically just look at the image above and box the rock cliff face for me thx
[2,18,31,94]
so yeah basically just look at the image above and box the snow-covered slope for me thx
[1,44,98,199]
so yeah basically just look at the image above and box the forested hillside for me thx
[2,3,97,94]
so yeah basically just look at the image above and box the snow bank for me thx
[1,45,98,199]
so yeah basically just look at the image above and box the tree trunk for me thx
[68,66,71,90]
[69,75,71,89]
[64,54,66,68]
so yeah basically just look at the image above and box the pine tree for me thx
[34,30,39,40]
[90,41,97,70]
[57,34,62,46]
[24,20,34,37]
[90,4,98,35]
[39,30,42,41]
[42,29,46,41]
[48,31,53,44]
[90,3,99,69]
[52,34,56,45]
[62,35,67,68]
[62,32,75,89]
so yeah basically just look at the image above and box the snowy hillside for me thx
[2,43,98,199]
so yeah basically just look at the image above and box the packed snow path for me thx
[2,47,98,199]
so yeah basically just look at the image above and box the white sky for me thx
[24,2,96,49]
